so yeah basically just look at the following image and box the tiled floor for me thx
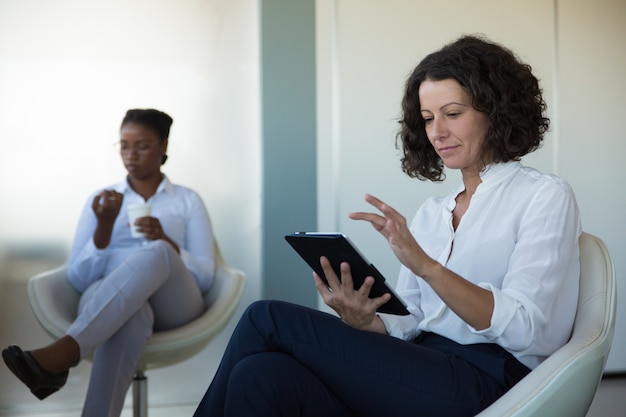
[587,375,626,417]
[1,255,624,417]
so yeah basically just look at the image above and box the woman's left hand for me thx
[134,216,180,253]
[134,216,165,240]
[315,256,390,333]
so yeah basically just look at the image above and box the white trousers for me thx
[66,240,205,417]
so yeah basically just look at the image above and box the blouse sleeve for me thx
[472,178,581,361]
[67,194,110,293]
[180,191,216,293]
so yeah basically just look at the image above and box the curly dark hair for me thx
[397,35,550,181]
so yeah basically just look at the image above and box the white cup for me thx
[127,203,151,238]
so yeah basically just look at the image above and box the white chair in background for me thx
[476,232,616,417]
[27,238,245,417]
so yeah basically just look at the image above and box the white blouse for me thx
[379,161,581,369]
[67,176,215,294]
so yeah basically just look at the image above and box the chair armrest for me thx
[27,266,79,340]
[140,262,246,370]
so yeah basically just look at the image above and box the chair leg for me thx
[133,371,148,417]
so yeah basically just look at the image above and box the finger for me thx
[313,272,331,297]
[102,191,120,207]
[134,216,153,226]
[142,226,159,240]
[138,219,159,235]
[365,193,403,221]
[152,219,163,237]
[354,275,391,312]
[110,192,123,208]
[378,202,403,222]
[314,272,338,310]
[370,292,392,310]
[92,194,102,210]
[349,212,388,233]
[357,276,376,297]
[364,193,385,210]
[348,211,384,223]
[339,262,355,291]
[320,256,342,291]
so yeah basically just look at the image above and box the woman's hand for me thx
[315,256,389,334]
[134,216,180,253]
[351,194,494,330]
[92,190,124,226]
[91,190,123,249]
[349,194,436,278]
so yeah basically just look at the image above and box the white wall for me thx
[316,0,626,371]
[0,0,260,407]
[556,0,626,372]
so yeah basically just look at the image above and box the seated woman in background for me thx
[3,108,216,417]
[193,35,581,417]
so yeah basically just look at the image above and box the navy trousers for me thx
[193,300,530,417]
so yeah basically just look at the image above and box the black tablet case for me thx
[285,233,409,315]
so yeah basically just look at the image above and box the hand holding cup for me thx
[127,203,152,238]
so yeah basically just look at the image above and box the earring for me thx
[161,154,168,165]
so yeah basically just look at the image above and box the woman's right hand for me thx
[92,190,123,224]
[91,190,123,248]
[349,194,436,279]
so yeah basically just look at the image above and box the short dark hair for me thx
[397,35,550,181]
[121,108,173,142]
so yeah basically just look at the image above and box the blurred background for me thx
[0,0,261,415]
[1,0,624,415]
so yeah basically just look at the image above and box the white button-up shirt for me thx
[379,161,581,369]
[67,176,215,293]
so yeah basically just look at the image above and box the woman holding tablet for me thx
[193,35,580,417]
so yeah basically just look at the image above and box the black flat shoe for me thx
[2,345,68,400]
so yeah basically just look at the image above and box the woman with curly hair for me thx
[193,35,581,417]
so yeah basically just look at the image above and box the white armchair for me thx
[476,232,617,416]
[27,237,245,417]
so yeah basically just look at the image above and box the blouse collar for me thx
[117,175,173,197]
[476,161,521,192]
[446,161,522,211]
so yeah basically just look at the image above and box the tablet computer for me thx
[285,232,409,315]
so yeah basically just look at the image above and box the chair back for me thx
[476,232,617,416]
